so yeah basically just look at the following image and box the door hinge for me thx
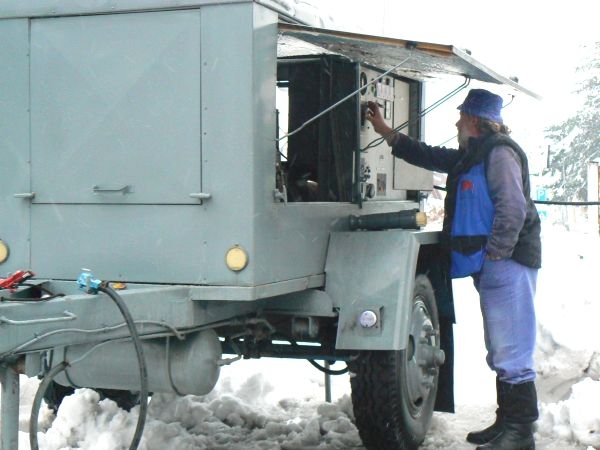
[13,192,35,199]
[189,192,211,200]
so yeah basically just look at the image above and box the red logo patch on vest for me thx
[461,179,474,191]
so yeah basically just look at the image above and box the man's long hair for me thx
[478,118,511,135]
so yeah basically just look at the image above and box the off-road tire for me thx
[349,274,441,450]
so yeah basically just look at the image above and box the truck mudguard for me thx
[325,229,438,350]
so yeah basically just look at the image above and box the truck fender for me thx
[325,229,439,351]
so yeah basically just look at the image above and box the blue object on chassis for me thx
[0,1,537,449]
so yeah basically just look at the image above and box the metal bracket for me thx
[273,186,287,203]
[0,310,76,326]
[218,340,243,367]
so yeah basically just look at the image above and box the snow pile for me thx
[21,369,360,450]
[535,225,600,390]
[538,378,600,447]
[39,390,139,450]
[534,226,600,448]
[5,226,600,450]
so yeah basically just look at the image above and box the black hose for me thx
[274,334,349,376]
[30,361,69,450]
[98,284,149,450]
[534,200,600,206]
[433,185,600,206]
[308,359,349,375]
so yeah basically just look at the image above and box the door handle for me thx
[92,185,134,194]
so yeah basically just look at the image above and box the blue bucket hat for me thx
[457,89,503,123]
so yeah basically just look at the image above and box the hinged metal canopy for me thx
[278,23,539,99]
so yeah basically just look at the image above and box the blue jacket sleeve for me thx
[390,133,462,174]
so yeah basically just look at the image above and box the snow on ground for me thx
[2,224,599,449]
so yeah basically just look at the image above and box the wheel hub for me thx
[405,298,445,414]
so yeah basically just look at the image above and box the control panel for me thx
[358,66,432,201]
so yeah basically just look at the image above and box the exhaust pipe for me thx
[349,209,427,231]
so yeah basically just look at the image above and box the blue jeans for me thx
[473,258,538,384]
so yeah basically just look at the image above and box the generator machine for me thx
[0,1,535,448]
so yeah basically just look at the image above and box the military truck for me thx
[0,1,535,449]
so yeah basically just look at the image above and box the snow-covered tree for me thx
[545,42,600,201]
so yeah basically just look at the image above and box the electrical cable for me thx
[361,77,471,152]
[2,317,241,364]
[30,361,69,450]
[12,298,242,447]
[534,200,600,206]
[435,134,458,148]
[26,289,157,449]
[20,282,243,441]
[274,334,349,375]
[278,55,413,142]
[433,185,599,206]
[62,347,83,389]
[307,359,349,375]
[0,320,184,361]
[503,94,515,108]
[98,284,148,450]
[165,336,185,396]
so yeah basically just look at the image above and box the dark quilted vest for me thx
[442,133,541,269]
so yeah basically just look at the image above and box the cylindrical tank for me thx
[52,329,221,395]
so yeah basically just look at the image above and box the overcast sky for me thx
[317,0,598,91]
[306,0,599,162]
[314,0,599,123]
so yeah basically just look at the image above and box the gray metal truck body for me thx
[0,2,534,448]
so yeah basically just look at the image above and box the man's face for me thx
[455,112,479,149]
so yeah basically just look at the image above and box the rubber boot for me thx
[466,378,504,444]
[476,381,538,450]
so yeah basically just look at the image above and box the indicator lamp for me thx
[0,240,9,264]
[225,245,249,272]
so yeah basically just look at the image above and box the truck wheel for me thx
[349,274,444,450]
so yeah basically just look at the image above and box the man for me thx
[367,88,541,450]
